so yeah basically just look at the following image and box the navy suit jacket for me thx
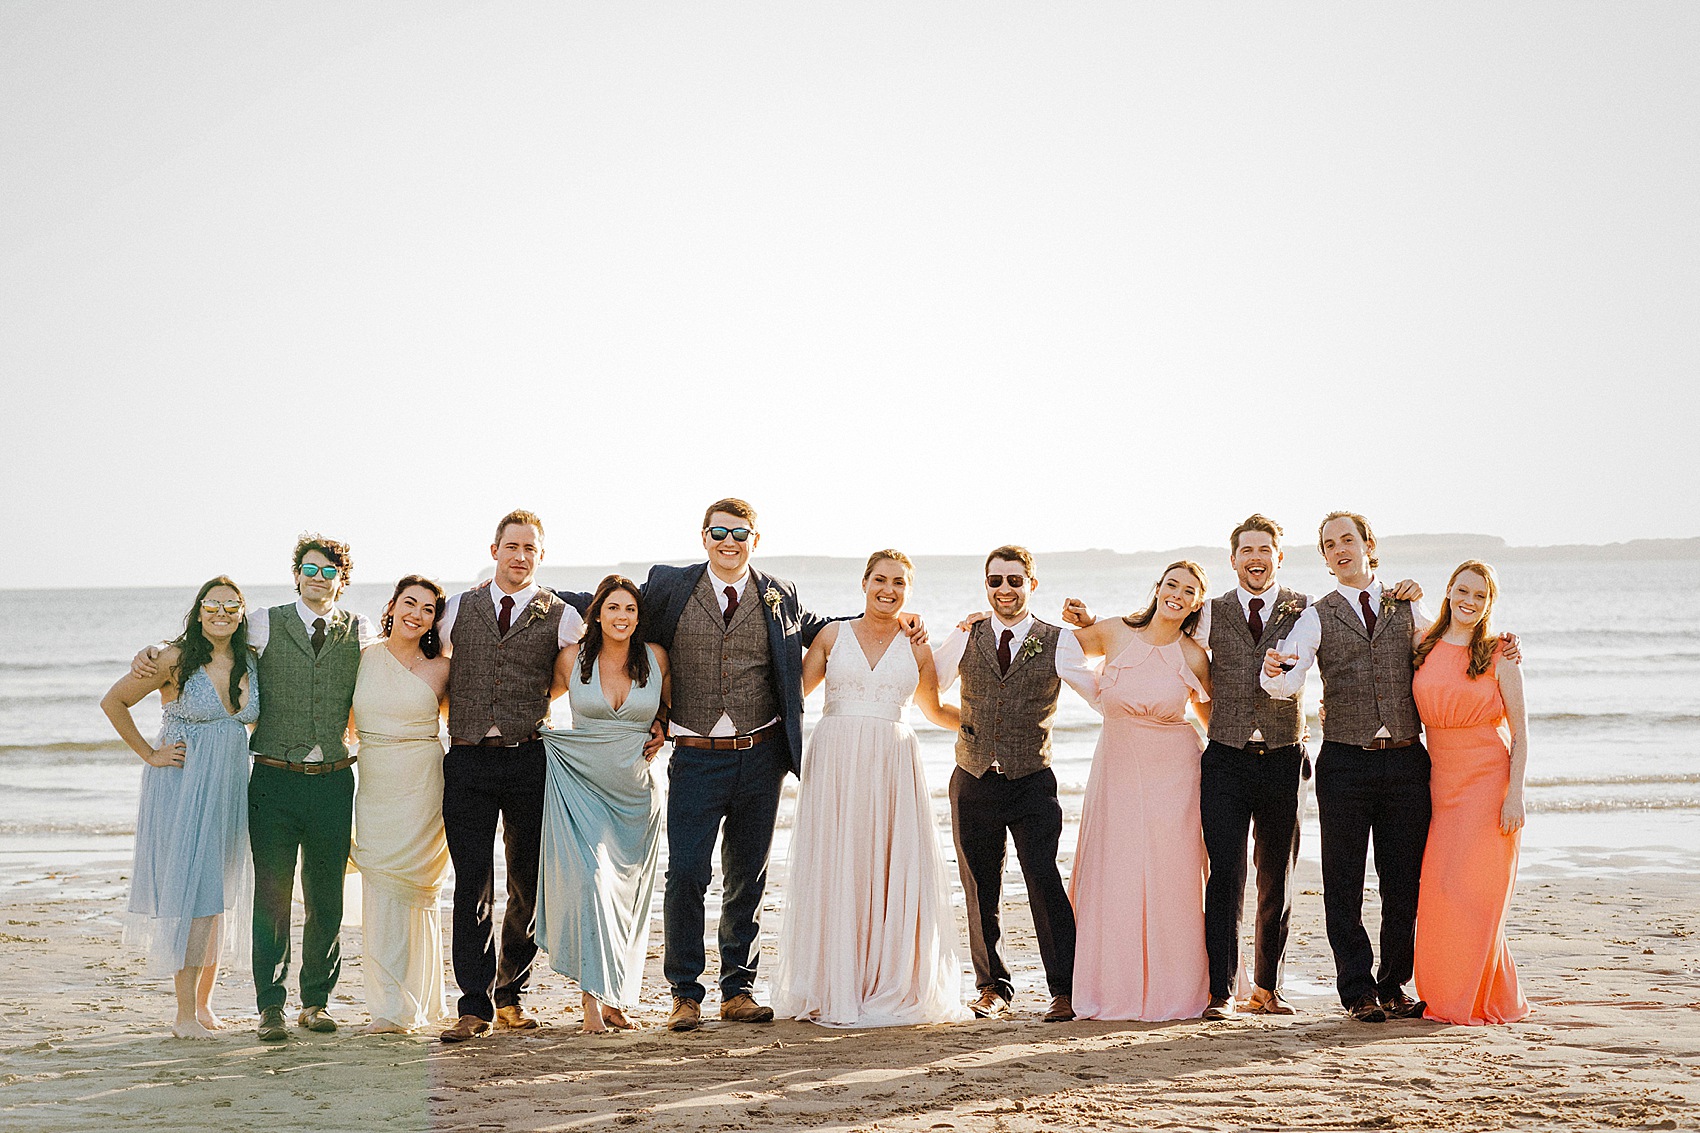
[555,562,832,774]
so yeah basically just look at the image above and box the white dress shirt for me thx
[1259,578,1433,739]
[932,613,1095,704]
[436,580,586,650]
[246,599,380,655]
[669,569,772,738]
[1194,583,1292,744]
[244,600,378,761]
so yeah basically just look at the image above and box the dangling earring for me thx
[382,613,393,636]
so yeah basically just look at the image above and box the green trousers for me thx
[248,762,354,1012]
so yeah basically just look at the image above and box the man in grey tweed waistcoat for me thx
[1261,510,1436,1024]
[1193,514,1312,1020]
[436,510,585,1043]
[933,545,1095,1024]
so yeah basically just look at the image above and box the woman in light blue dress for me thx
[538,574,669,1032]
[100,577,258,1039]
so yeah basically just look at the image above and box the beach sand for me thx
[3,826,1698,1133]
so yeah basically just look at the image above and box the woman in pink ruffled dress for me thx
[1069,561,1213,1021]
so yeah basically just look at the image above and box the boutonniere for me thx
[1017,634,1045,662]
[523,593,552,624]
[1274,597,1303,623]
[1378,591,1401,620]
[763,585,784,617]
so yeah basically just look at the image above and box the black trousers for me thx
[442,740,546,1021]
[949,765,1076,999]
[1315,739,1432,1006]
[1200,740,1307,999]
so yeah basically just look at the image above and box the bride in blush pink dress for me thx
[1069,561,1213,1021]
[771,550,968,1028]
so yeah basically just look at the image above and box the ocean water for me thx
[2,553,1697,852]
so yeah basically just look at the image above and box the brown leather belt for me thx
[1357,736,1419,751]
[672,722,782,751]
[253,755,356,774]
[456,733,541,748]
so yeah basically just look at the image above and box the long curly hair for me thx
[1122,560,1209,636]
[1413,559,1500,679]
[174,576,251,708]
[382,574,447,659]
[578,575,651,687]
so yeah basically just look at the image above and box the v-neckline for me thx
[195,665,247,718]
[847,618,899,672]
[592,654,634,713]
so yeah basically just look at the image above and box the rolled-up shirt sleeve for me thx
[1259,604,1320,700]
[1054,627,1100,710]
[932,626,970,692]
[557,605,585,647]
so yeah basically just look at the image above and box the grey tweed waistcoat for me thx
[1206,588,1307,749]
[669,572,779,736]
[447,588,566,743]
[954,618,1062,779]
[1315,590,1419,747]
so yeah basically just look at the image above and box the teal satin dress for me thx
[536,647,664,1009]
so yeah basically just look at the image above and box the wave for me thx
[0,658,126,673]
[1526,772,1700,787]
[1528,711,1700,727]
[0,739,134,760]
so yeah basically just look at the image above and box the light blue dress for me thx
[126,660,258,976]
[537,647,664,1010]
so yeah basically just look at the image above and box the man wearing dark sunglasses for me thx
[931,545,1095,1024]
[604,497,925,1032]
[133,533,377,1041]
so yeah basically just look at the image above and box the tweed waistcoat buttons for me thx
[669,571,780,736]
[1315,591,1420,746]
[954,618,1063,779]
[1206,588,1307,749]
[249,604,360,763]
[446,588,566,742]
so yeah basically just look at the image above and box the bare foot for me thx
[362,1019,410,1035]
[171,1019,217,1040]
[196,1008,225,1031]
[601,1007,637,1031]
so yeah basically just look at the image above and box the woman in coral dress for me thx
[1069,561,1213,1021]
[1412,559,1530,1024]
[771,550,968,1028]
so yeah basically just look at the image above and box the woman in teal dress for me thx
[101,577,258,1039]
[538,574,670,1032]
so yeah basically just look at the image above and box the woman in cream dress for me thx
[352,575,451,1033]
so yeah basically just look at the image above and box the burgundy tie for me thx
[1359,591,1378,638]
[1247,597,1264,640]
[498,594,514,635]
[998,629,1013,675]
[723,585,739,625]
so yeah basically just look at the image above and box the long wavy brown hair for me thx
[174,576,252,709]
[383,574,447,659]
[578,575,651,687]
[1413,559,1500,679]
[1122,560,1209,636]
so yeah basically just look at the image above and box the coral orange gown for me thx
[1412,642,1529,1024]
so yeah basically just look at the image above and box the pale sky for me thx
[2,2,1694,590]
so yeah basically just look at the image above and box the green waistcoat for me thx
[249,604,361,762]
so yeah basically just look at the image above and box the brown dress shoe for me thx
[1346,996,1387,1023]
[495,1004,539,1030]
[1380,990,1427,1020]
[298,1005,338,1033]
[440,1014,493,1043]
[1243,987,1296,1016]
[1041,995,1075,1022]
[719,993,775,1023]
[1202,995,1236,1020]
[968,988,1012,1019]
[667,997,702,1031]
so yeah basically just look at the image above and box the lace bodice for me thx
[824,620,919,712]
[161,659,259,734]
